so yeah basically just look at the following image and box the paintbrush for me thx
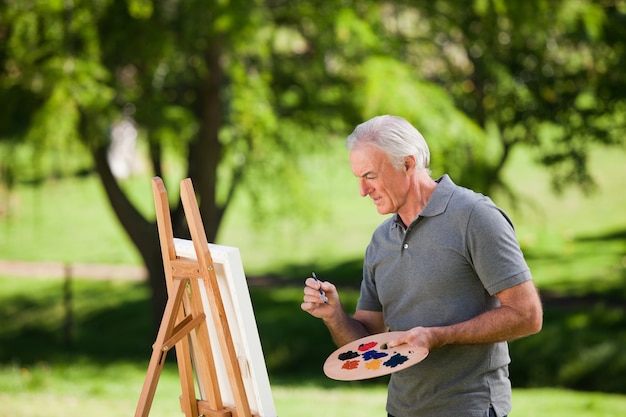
[311,272,328,304]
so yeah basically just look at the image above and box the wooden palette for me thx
[323,332,429,381]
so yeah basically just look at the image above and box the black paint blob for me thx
[338,350,360,361]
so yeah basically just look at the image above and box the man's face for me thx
[349,144,410,215]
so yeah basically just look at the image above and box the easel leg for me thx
[135,279,197,417]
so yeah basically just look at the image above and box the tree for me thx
[399,0,626,194]
[1,0,624,326]
[0,0,362,324]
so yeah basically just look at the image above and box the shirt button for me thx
[403,243,409,249]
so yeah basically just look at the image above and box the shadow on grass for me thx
[0,280,155,365]
[523,226,626,300]
[1,226,625,392]
[577,228,626,242]
[0,264,366,388]
[246,258,364,290]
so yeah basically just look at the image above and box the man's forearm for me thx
[434,304,542,347]
[323,312,372,347]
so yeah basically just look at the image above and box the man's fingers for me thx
[387,337,403,349]
[305,276,324,290]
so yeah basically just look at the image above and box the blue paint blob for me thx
[383,353,409,368]
[361,350,388,361]
[338,350,360,361]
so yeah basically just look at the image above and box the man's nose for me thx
[359,179,370,197]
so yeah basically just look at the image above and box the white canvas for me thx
[173,238,277,417]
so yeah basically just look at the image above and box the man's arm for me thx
[301,277,387,346]
[389,280,543,349]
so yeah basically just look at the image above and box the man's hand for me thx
[387,327,443,350]
[301,276,338,319]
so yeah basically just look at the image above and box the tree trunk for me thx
[83,38,228,333]
[187,40,225,242]
[91,144,167,334]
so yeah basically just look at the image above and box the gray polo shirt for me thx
[357,175,532,417]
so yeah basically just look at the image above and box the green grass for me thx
[0,177,142,265]
[496,146,626,295]
[1,144,624,283]
[2,360,626,417]
[0,144,625,416]
[1,274,625,416]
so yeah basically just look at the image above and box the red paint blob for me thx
[358,341,377,352]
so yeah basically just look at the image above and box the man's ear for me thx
[404,155,416,172]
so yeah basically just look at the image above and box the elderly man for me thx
[302,115,542,417]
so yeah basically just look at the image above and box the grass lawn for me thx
[0,144,625,416]
[0,144,624,284]
[0,273,625,416]
[2,360,626,417]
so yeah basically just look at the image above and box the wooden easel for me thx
[135,177,254,417]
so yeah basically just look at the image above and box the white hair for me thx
[346,115,431,172]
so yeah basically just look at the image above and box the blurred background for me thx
[1,1,625,416]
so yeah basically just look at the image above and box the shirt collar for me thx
[392,174,454,229]
[419,174,454,217]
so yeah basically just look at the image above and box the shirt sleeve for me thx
[466,199,533,295]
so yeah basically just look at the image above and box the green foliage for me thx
[2,0,625,192]
[0,0,113,182]
[412,0,626,192]
[2,0,625,252]
[355,55,497,191]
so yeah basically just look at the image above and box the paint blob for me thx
[338,350,360,361]
[361,350,388,361]
[383,353,409,368]
[341,360,359,370]
[365,359,382,370]
[358,341,378,351]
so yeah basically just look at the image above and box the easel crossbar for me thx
[159,312,207,352]
[171,258,205,279]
